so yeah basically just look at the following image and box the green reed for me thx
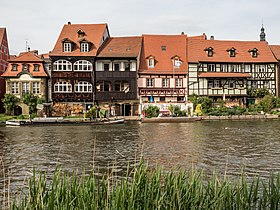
[8,163,280,210]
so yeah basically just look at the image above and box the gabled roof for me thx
[50,23,108,57]
[2,51,48,77]
[139,34,188,74]
[269,45,280,60]
[97,36,142,58]
[188,38,277,63]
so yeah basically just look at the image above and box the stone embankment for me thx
[202,114,279,121]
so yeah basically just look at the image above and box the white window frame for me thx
[54,81,72,93]
[162,78,169,88]
[32,82,40,94]
[80,43,89,52]
[11,82,19,94]
[244,64,251,73]
[148,59,154,68]
[12,64,17,71]
[214,80,220,88]
[73,60,92,71]
[208,80,213,88]
[53,60,72,71]
[175,78,183,88]
[63,43,71,52]
[74,81,92,93]
[146,78,154,87]
[22,82,30,95]
[207,64,216,72]
[220,64,227,72]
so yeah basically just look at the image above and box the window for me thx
[63,43,71,52]
[264,81,269,89]
[175,78,183,87]
[146,78,154,87]
[229,64,240,72]
[74,81,92,92]
[252,51,257,58]
[23,64,29,71]
[160,97,165,102]
[81,43,89,52]
[124,62,130,71]
[256,65,266,72]
[104,63,109,71]
[251,81,257,89]
[148,59,154,68]
[173,59,182,68]
[114,63,120,71]
[208,80,213,88]
[205,47,214,57]
[162,78,169,88]
[207,64,216,72]
[244,64,251,73]
[53,60,72,71]
[161,46,166,51]
[11,82,19,94]
[229,50,235,57]
[34,64,39,71]
[220,64,227,72]
[73,60,92,71]
[22,82,30,95]
[96,81,111,91]
[214,80,220,88]
[12,64,17,71]
[54,81,72,92]
[32,82,40,94]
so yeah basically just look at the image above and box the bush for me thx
[144,105,159,118]
[2,94,19,115]
[86,106,98,119]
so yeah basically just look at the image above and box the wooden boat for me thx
[102,118,125,124]
[6,120,31,126]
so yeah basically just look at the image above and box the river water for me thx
[1,119,280,193]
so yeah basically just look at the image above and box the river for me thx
[1,119,280,193]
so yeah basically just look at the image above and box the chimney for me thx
[181,32,185,35]
[210,36,214,40]
[28,47,30,52]
[68,21,71,25]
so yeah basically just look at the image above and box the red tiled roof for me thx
[198,72,251,78]
[139,34,188,74]
[188,38,277,63]
[2,51,48,77]
[97,36,142,58]
[50,23,108,57]
[269,45,280,60]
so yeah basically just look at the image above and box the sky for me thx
[1,0,280,55]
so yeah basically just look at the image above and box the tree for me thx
[144,105,159,118]
[22,93,39,114]
[2,94,19,115]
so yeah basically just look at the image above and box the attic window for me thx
[23,64,29,71]
[249,48,258,58]
[63,43,71,52]
[81,42,89,52]
[227,48,236,57]
[172,55,182,68]
[161,46,166,51]
[34,64,39,71]
[12,64,18,71]
[146,55,155,68]
[77,29,85,38]
[204,47,214,57]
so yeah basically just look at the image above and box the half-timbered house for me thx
[2,50,48,115]
[95,36,142,116]
[269,45,280,97]
[0,28,10,112]
[49,22,109,114]
[187,35,278,101]
[138,34,189,113]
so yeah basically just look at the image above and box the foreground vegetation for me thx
[5,163,280,209]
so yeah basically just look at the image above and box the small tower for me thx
[260,25,266,41]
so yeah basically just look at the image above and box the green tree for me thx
[260,95,274,113]
[144,105,159,118]
[22,93,39,114]
[2,94,19,115]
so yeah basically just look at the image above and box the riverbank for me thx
[6,163,280,209]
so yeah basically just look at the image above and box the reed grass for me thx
[5,162,280,210]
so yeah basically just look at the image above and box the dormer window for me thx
[249,48,258,58]
[171,55,182,68]
[204,47,214,57]
[77,29,86,38]
[146,55,155,68]
[63,43,71,52]
[12,64,18,71]
[161,46,166,51]
[34,64,39,71]
[81,42,89,52]
[22,64,29,71]
[227,47,236,57]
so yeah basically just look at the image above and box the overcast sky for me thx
[1,0,279,55]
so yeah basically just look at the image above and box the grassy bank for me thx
[4,163,280,209]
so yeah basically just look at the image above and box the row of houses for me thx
[1,23,280,116]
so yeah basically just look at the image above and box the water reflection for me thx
[1,120,280,194]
